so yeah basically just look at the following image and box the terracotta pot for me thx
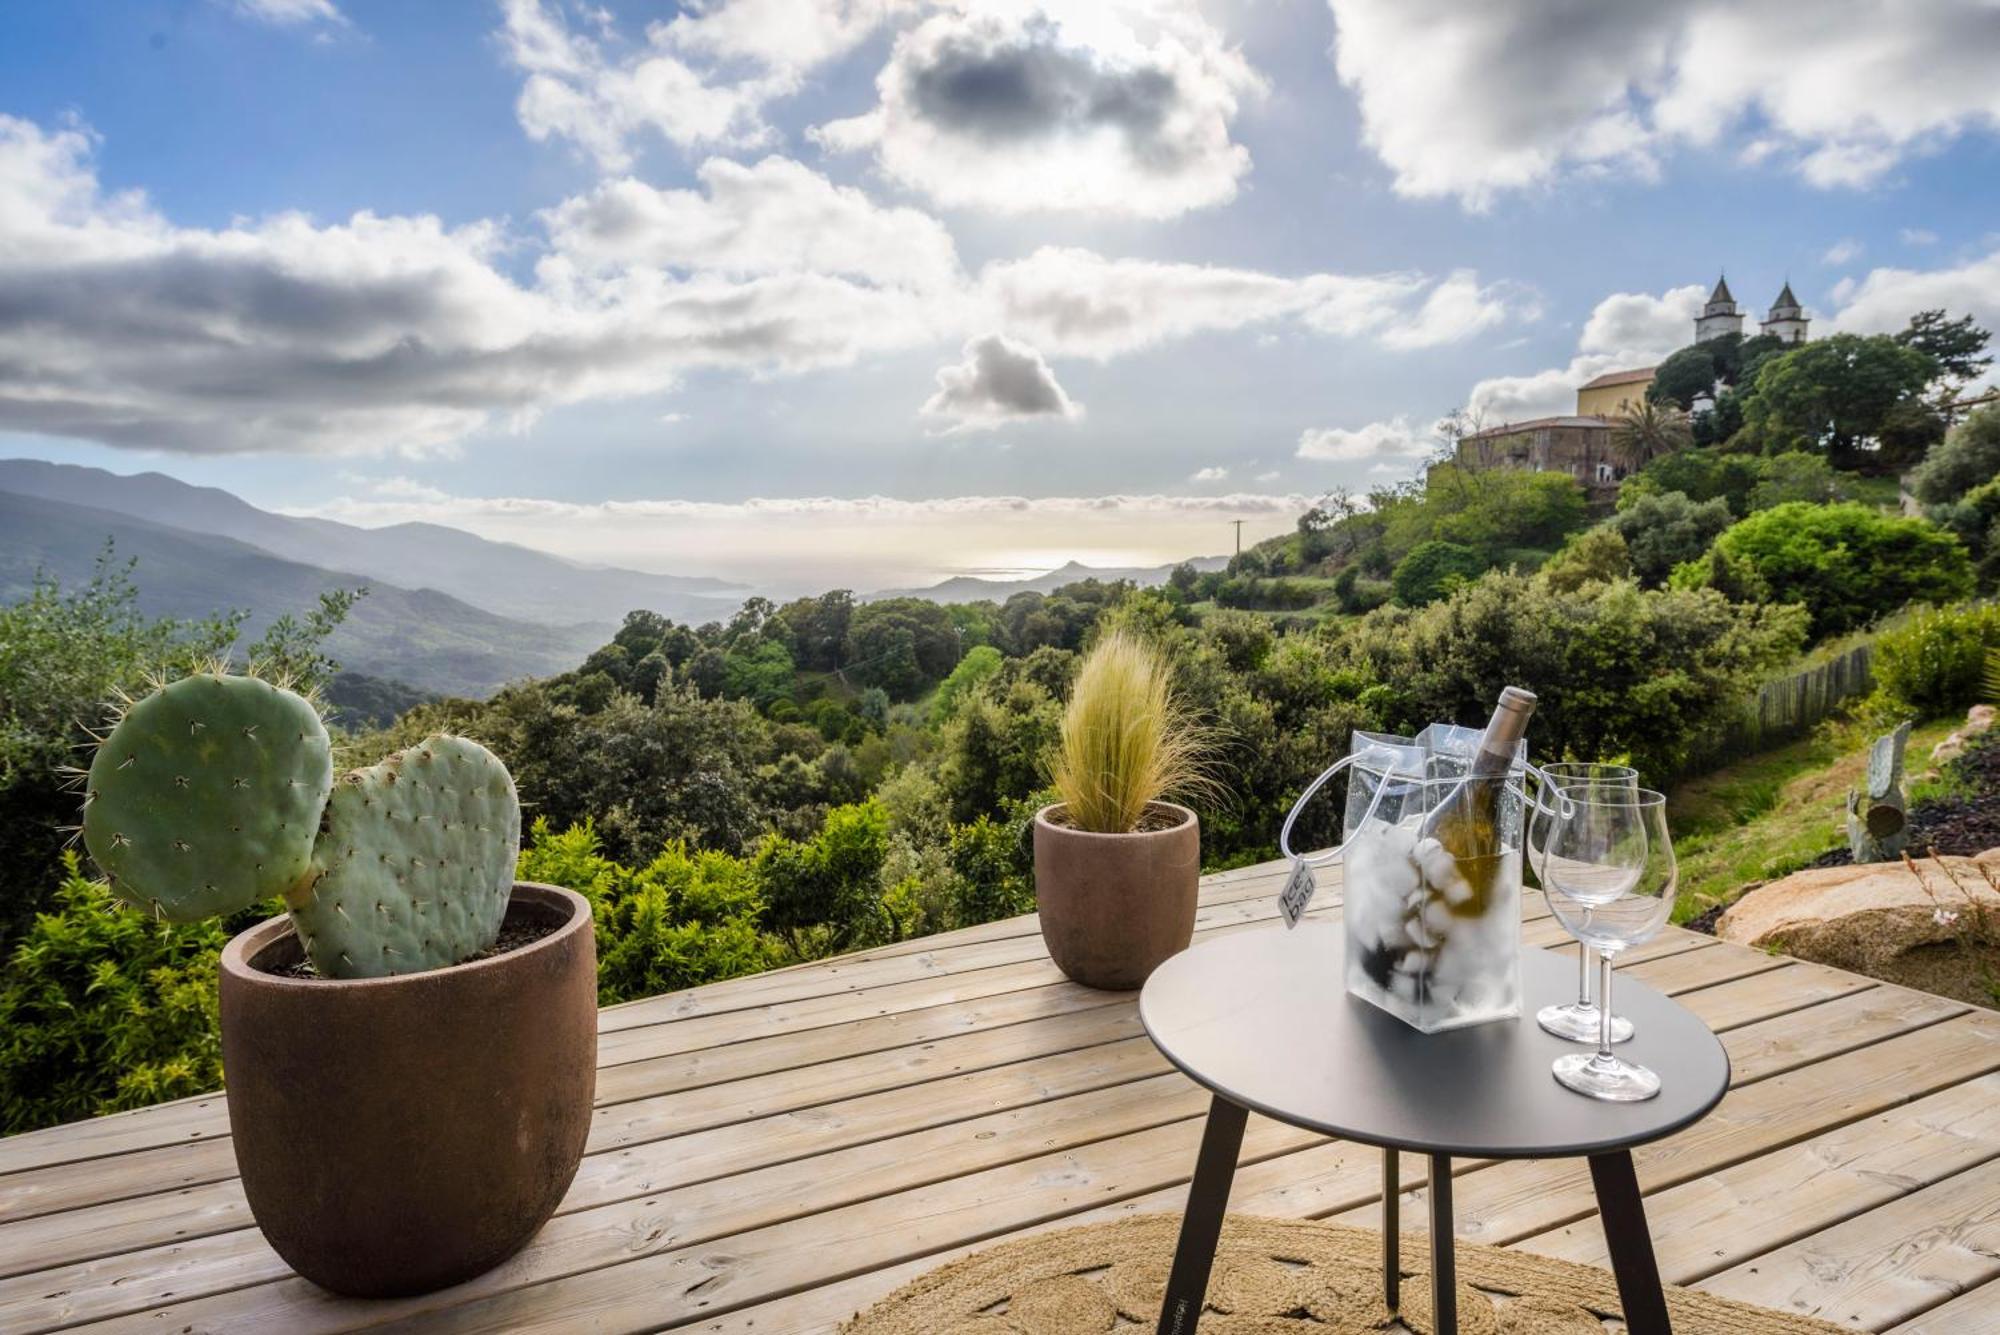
[1033,801,1200,990]
[219,882,596,1297]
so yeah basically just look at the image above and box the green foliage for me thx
[1927,478,2000,587]
[1538,527,1631,593]
[1609,491,1733,586]
[845,599,962,699]
[931,645,1004,723]
[1745,451,1848,510]
[1678,502,1974,639]
[1872,603,2000,715]
[1619,449,1767,517]
[945,815,1034,926]
[1391,540,1483,606]
[1737,334,1942,468]
[754,800,892,953]
[1336,574,1808,779]
[517,819,776,1005]
[1896,309,1992,384]
[0,854,245,1133]
[1381,466,1589,566]
[1912,405,2000,506]
[1648,345,1718,410]
[720,637,795,709]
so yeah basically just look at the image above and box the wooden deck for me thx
[4,858,1999,1333]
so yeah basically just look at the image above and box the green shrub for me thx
[946,814,1034,926]
[1610,491,1733,586]
[753,800,894,953]
[1391,540,1483,606]
[0,855,247,1133]
[1675,502,1974,639]
[1872,603,2000,714]
[1911,404,2000,505]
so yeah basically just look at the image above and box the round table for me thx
[1138,920,1730,1335]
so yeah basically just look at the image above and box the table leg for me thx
[1157,1095,1248,1335]
[1428,1152,1456,1335]
[1589,1150,1672,1335]
[1382,1149,1400,1311]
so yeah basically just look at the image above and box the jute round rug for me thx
[840,1214,1846,1334]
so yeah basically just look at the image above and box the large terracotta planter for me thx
[1033,801,1200,990]
[218,882,596,1297]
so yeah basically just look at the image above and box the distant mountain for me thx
[0,459,744,628]
[869,557,1231,604]
[0,490,601,699]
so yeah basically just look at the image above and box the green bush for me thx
[1911,404,2000,505]
[1609,491,1732,586]
[1872,603,2000,714]
[0,855,247,1133]
[1675,502,1974,639]
[753,800,894,953]
[1392,540,1484,606]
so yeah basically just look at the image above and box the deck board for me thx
[2,857,1995,1333]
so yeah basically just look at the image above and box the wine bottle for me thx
[1415,686,1536,914]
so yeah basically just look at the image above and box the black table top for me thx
[1139,921,1730,1158]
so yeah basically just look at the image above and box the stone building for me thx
[1695,275,1744,341]
[1446,415,1629,504]
[1575,366,1656,417]
[1761,281,1810,343]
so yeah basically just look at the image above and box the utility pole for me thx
[1232,520,1244,555]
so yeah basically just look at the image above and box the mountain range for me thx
[869,557,1230,604]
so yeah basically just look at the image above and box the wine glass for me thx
[1529,762,1639,1044]
[1540,784,1676,1102]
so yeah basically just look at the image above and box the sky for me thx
[2,0,2000,591]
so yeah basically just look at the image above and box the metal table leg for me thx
[1382,1149,1400,1311]
[1589,1151,1672,1335]
[1429,1152,1456,1335]
[1157,1095,1248,1335]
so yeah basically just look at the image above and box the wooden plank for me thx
[1516,1073,2000,1284]
[1882,1278,2000,1332]
[73,1115,1330,1334]
[1698,1155,2000,1330]
[0,1137,238,1226]
[1329,1012,2000,1249]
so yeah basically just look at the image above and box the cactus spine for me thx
[80,669,522,979]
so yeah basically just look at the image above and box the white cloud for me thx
[1469,285,1705,421]
[227,0,345,25]
[1830,247,2000,354]
[1902,227,1940,246]
[1327,0,2000,209]
[0,115,944,455]
[1255,469,1280,482]
[921,333,1081,433]
[663,0,911,75]
[1296,416,1431,463]
[541,156,962,292]
[813,2,1265,218]
[499,0,781,170]
[978,247,1524,359]
[1822,238,1863,266]
[1189,466,1228,482]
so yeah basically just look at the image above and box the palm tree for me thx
[1611,400,1694,469]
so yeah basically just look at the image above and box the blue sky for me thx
[3,1,1999,590]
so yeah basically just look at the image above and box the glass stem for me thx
[1576,941,1592,1007]
[1595,952,1616,1062]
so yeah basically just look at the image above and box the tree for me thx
[1911,405,2000,505]
[1391,540,1483,606]
[1675,502,1973,638]
[1737,334,1941,469]
[1610,400,1693,468]
[1896,309,1992,385]
[1538,527,1631,593]
[1648,345,1718,409]
[1745,452,1847,511]
[1610,491,1734,586]
[1618,448,1765,516]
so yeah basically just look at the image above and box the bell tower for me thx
[1694,274,1744,342]
[1761,282,1810,343]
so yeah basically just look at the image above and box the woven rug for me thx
[840,1213,1845,1334]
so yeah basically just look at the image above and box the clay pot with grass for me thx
[1034,631,1212,990]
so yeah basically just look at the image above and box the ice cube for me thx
[1413,837,1476,908]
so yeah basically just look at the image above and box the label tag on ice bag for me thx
[1277,858,1316,929]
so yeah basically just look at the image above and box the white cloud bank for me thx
[1327,0,2000,209]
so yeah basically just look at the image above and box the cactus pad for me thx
[293,735,521,979]
[82,672,333,921]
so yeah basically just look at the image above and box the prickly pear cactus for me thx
[292,735,521,979]
[81,672,334,921]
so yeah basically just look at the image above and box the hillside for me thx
[0,490,598,698]
[0,459,744,628]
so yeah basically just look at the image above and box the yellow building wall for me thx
[1576,376,1654,418]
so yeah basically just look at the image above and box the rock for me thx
[1932,732,1967,766]
[1717,858,2000,985]
[1979,848,2000,866]
[1969,704,1997,735]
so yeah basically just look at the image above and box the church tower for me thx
[1694,274,1744,342]
[1761,282,1810,343]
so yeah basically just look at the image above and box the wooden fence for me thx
[1676,641,1876,778]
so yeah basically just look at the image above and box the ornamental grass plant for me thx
[1049,630,1217,834]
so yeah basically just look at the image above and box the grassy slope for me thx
[1667,715,1960,920]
